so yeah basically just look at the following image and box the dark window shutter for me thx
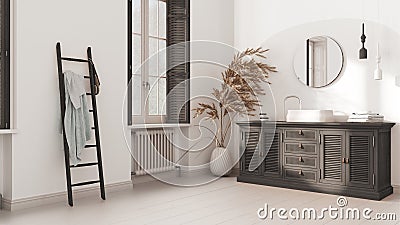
[127,0,132,125]
[0,0,10,129]
[166,0,190,124]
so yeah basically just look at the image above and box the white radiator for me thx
[133,129,176,176]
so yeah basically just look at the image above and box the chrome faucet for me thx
[284,95,302,120]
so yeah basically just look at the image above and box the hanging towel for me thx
[64,70,91,165]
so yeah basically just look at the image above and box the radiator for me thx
[133,129,176,176]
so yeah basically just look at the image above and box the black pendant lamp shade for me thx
[359,23,368,59]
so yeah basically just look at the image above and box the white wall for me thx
[0,137,3,195]
[234,0,400,50]
[2,0,235,202]
[1,135,12,200]
[10,0,131,200]
[234,0,400,185]
[189,0,235,167]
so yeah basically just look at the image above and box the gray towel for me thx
[64,70,91,165]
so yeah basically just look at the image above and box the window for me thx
[128,0,190,125]
[0,0,10,129]
[130,0,167,124]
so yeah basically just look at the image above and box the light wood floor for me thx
[0,177,399,225]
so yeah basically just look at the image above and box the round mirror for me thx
[293,36,344,88]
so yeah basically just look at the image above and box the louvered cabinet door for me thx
[320,131,346,185]
[262,132,281,178]
[346,131,374,189]
[240,129,262,176]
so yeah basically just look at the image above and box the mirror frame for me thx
[293,36,345,88]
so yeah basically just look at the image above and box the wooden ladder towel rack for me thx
[56,42,106,206]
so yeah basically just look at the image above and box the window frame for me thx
[128,0,190,125]
[129,0,167,124]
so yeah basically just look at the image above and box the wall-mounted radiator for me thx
[132,129,176,176]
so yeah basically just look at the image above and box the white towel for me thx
[63,71,91,165]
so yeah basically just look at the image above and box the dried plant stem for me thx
[222,112,237,144]
[192,47,276,148]
[219,104,224,147]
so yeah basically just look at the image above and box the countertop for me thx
[236,120,396,129]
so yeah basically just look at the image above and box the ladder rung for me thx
[70,162,98,168]
[86,93,92,96]
[84,76,90,79]
[91,127,96,130]
[85,144,96,148]
[72,180,100,187]
[89,109,94,113]
[61,57,89,63]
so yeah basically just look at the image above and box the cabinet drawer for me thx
[285,143,317,155]
[284,168,317,182]
[284,155,317,169]
[285,129,316,140]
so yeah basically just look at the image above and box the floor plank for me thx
[0,177,398,225]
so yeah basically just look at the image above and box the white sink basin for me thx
[286,110,334,122]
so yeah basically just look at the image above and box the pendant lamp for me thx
[359,23,368,59]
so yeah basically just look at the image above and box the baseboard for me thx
[2,181,132,211]
[393,185,400,194]
[2,198,11,211]
[132,174,158,184]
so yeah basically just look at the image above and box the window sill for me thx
[128,123,191,130]
[0,129,18,134]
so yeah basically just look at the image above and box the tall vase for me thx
[210,147,232,176]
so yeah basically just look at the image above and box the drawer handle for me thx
[346,158,350,164]
[298,130,303,135]
[342,158,346,163]
[298,170,303,175]
[298,143,303,149]
[299,156,303,162]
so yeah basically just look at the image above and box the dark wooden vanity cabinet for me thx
[237,121,395,200]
